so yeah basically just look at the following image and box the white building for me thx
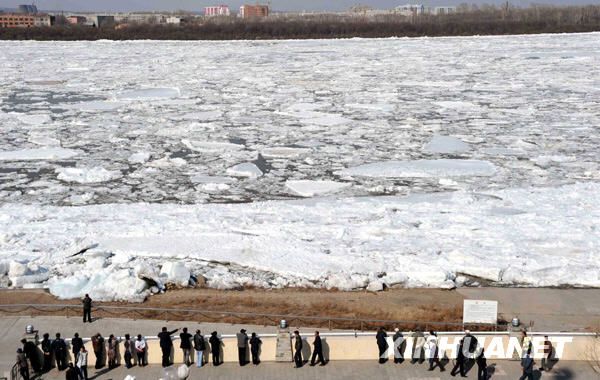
[395,4,426,16]
[205,5,230,17]
[166,16,183,24]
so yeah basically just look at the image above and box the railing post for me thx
[328,319,332,331]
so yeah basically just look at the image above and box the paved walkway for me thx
[7,360,596,380]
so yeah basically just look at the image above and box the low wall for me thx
[52,332,600,365]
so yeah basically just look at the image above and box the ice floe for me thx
[116,87,180,100]
[338,159,497,178]
[226,163,263,178]
[0,148,80,161]
[286,180,350,197]
[423,135,471,154]
[56,167,122,183]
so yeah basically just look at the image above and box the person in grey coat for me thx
[293,331,303,368]
[236,329,249,366]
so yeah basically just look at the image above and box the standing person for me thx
[82,294,92,323]
[52,333,67,371]
[193,330,205,368]
[293,331,303,368]
[41,333,53,372]
[158,327,178,367]
[91,333,104,369]
[106,335,117,369]
[21,338,41,374]
[464,330,479,365]
[71,333,83,360]
[250,333,262,365]
[411,329,426,363]
[123,334,133,369]
[426,331,441,371]
[477,348,487,380]
[236,329,249,366]
[76,346,88,380]
[520,348,535,380]
[16,348,30,380]
[180,327,192,366]
[209,331,221,366]
[134,335,147,367]
[310,331,325,366]
[450,339,466,377]
[376,327,388,364]
[540,335,553,371]
[65,362,79,380]
[392,328,405,364]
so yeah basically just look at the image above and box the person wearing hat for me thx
[209,331,221,366]
[392,328,405,364]
[17,348,30,380]
[236,329,249,366]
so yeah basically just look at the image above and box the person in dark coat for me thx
[21,338,41,373]
[82,294,92,323]
[123,334,133,369]
[17,348,30,380]
[65,362,79,380]
[376,327,388,364]
[392,328,405,364]
[180,327,192,366]
[310,331,325,366]
[51,333,67,371]
[158,327,178,367]
[41,333,53,372]
[293,331,303,368]
[236,329,249,366]
[193,330,205,368]
[250,333,262,365]
[477,348,488,380]
[209,331,221,366]
[540,335,553,371]
[91,333,104,369]
[71,333,83,359]
[451,339,467,377]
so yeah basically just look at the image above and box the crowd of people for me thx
[13,295,554,380]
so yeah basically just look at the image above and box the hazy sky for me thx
[1,0,598,12]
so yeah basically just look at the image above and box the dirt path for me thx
[0,288,464,329]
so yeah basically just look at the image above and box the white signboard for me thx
[463,300,498,324]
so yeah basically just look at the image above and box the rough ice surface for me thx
[1,34,600,300]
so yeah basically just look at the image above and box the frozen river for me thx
[1,34,599,300]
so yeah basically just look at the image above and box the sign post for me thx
[463,300,498,325]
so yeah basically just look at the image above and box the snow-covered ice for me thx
[0,148,80,161]
[338,159,497,178]
[1,34,600,299]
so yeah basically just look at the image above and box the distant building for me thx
[395,4,425,16]
[17,4,38,14]
[239,4,269,18]
[166,16,183,24]
[0,13,51,27]
[431,6,456,15]
[205,5,230,17]
[66,15,87,25]
[91,15,115,27]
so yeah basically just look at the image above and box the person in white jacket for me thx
[425,331,442,372]
[76,346,88,380]
[134,335,147,367]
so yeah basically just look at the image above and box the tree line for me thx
[1,5,600,40]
